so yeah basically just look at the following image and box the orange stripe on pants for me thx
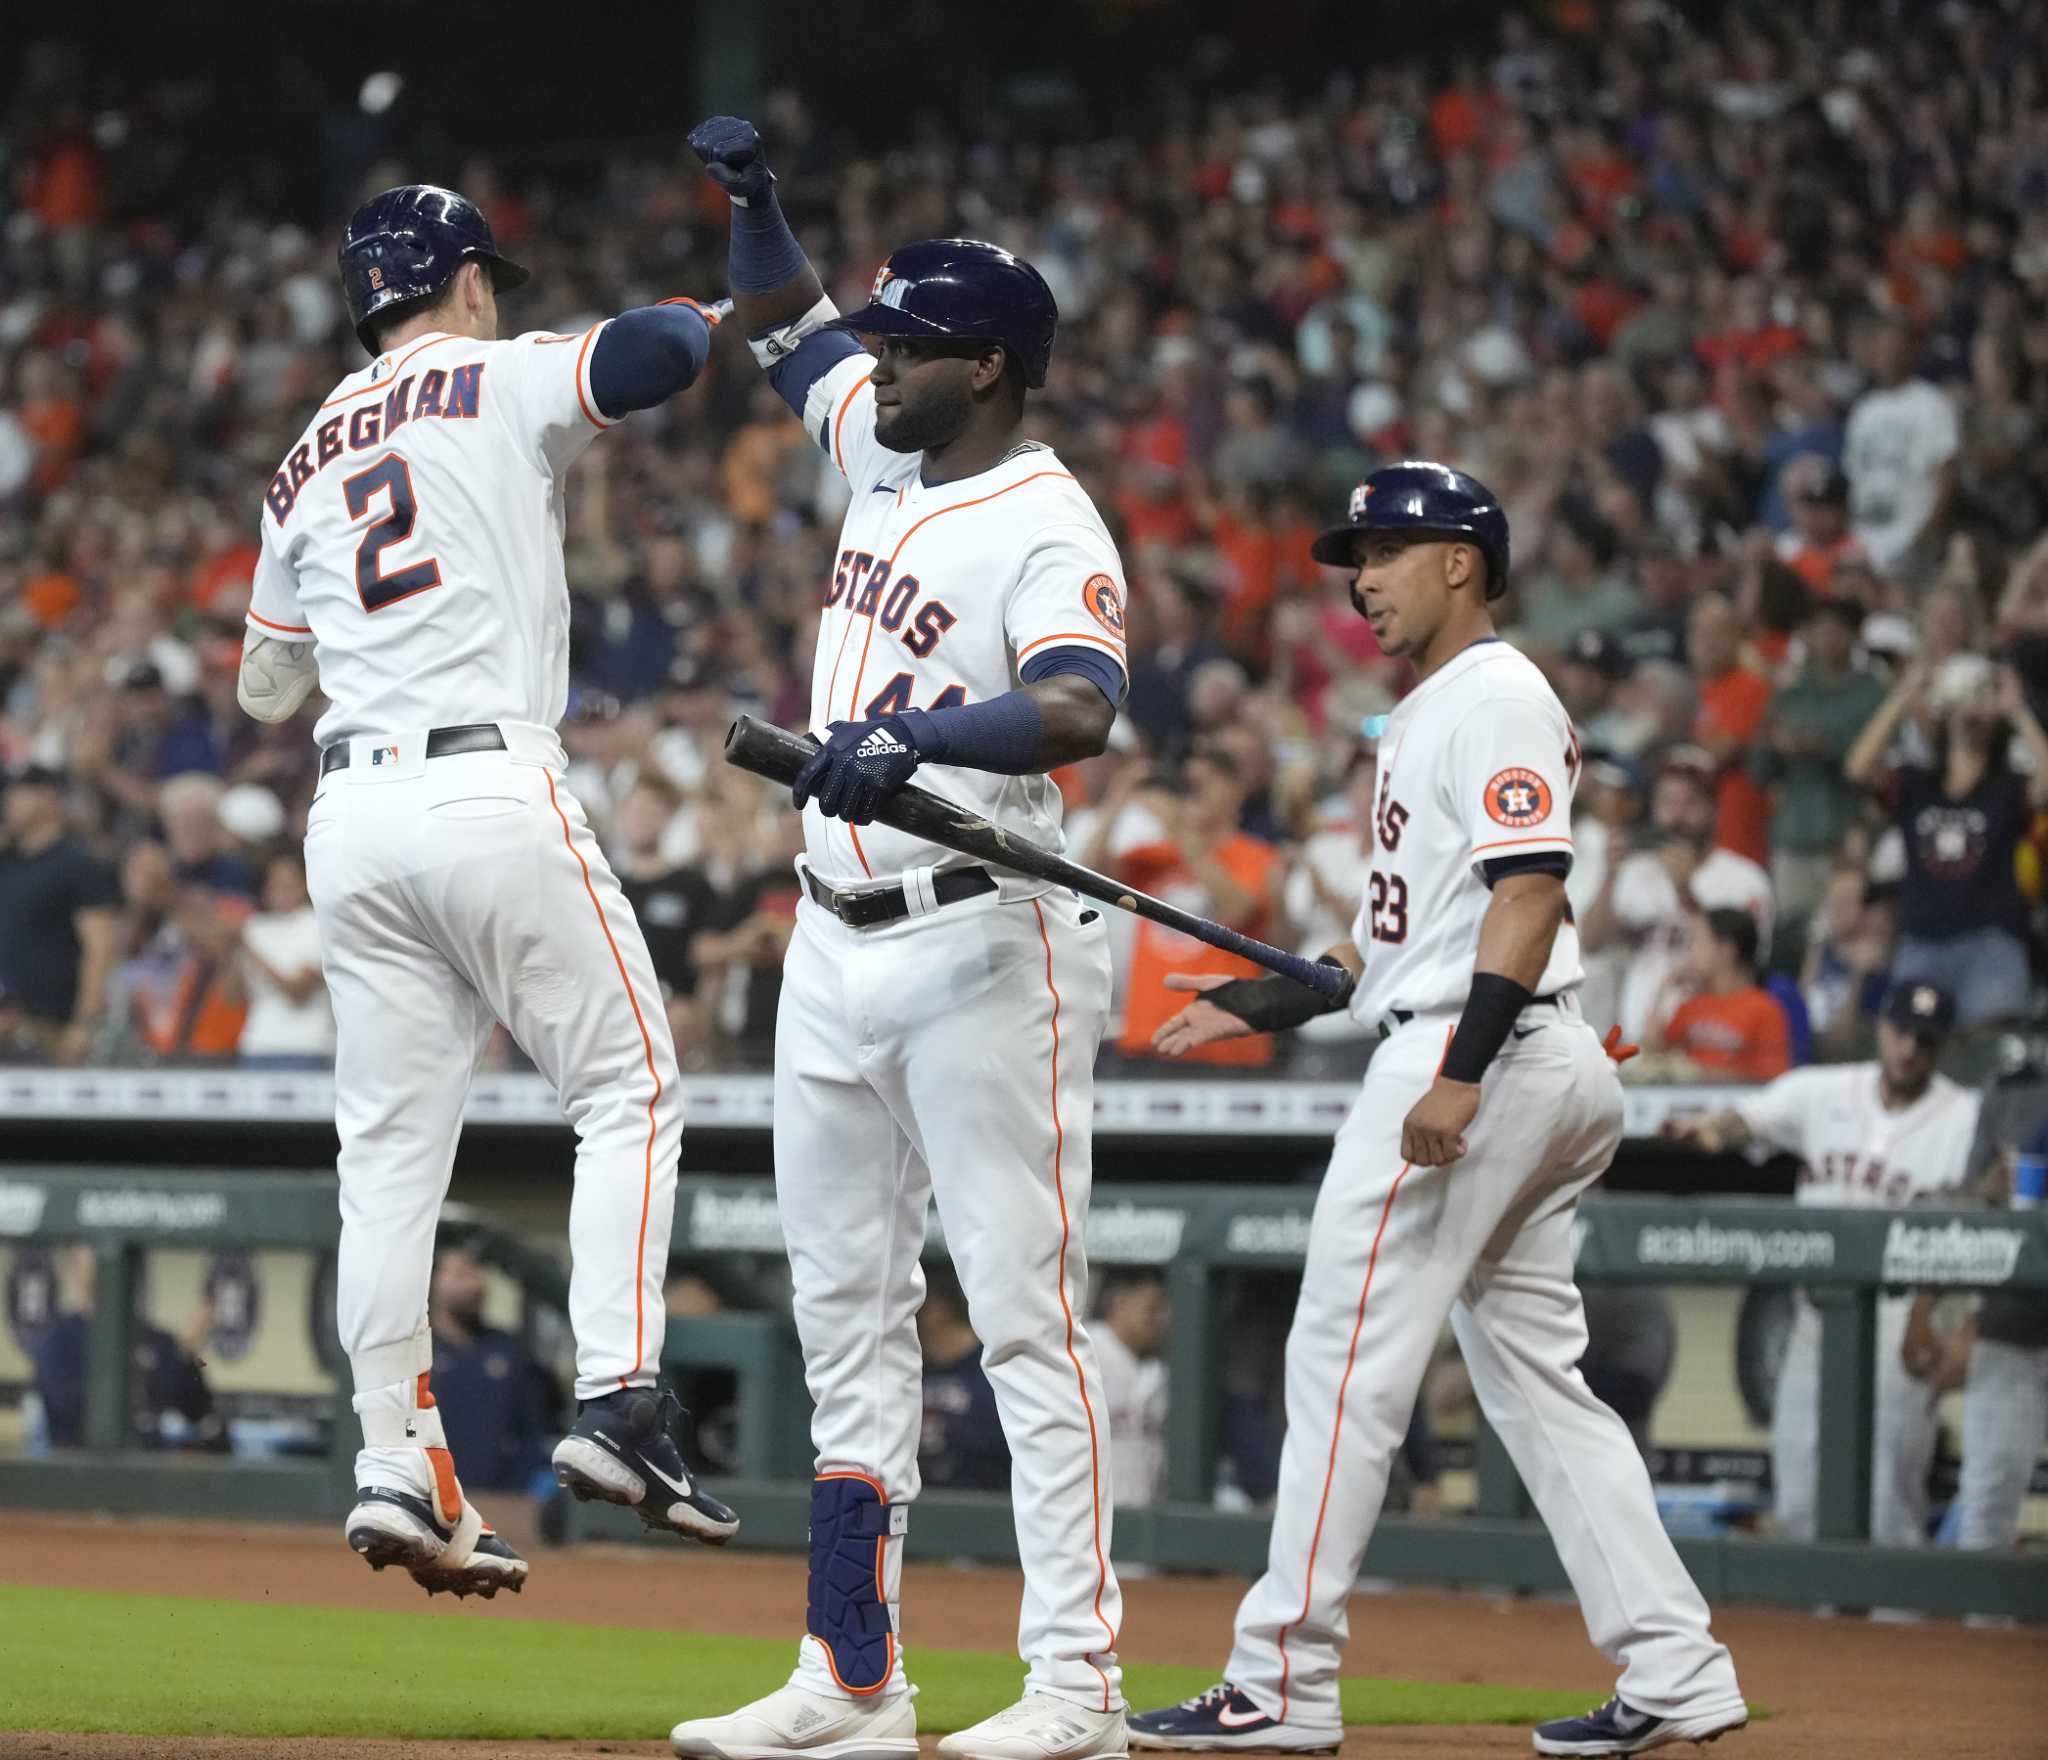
[1275,1025,1451,1720]
[543,770,661,1387]
[1032,898,1117,1709]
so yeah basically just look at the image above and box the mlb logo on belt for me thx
[371,744,400,766]
[1485,766,1552,828]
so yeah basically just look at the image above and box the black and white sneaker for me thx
[344,1486,528,1599]
[1532,1696,1747,1756]
[1128,1685,1338,1753]
[552,1384,739,1543]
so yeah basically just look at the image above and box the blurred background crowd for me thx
[7,0,2048,1078]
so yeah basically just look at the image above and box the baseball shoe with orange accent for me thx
[1531,1696,1747,1755]
[937,1695,1127,1760]
[344,1486,527,1599]
[552,1383,739,1542]
[669,1684,920,1760]
[1128,1685,1338,1753]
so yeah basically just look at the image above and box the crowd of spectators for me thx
[7,4,2048,1075]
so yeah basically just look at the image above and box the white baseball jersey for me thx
[1740,1062,1979,1547]
[1735,1065,1981,1207]
[1093,1327,1168,1510]
[796,351,1129,890]
[245,324,622,744]
[253,315,693,1498]
[1349,637,1582,1021]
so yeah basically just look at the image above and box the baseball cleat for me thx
[1128,1684,1339,1753]
[552,1383,739,1543]
[669,1683,920,1760]
[937,1694,1128,1760]
[344,1486,528,1599]
[1531,1696,1747,1756]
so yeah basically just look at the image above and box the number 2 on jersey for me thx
[1369,872,1409,944]
[343,455,441,611]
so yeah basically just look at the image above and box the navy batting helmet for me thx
[826,239,1058,388]
[338,184,530,354]
[1311,461,1512,602]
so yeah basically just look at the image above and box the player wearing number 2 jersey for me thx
[238,182,738,1600]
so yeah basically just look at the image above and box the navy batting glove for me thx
[687,116,776,204]
[792,716,922,825]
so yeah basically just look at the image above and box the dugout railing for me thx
[0,1164,2041,1621]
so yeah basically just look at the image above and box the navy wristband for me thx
[727,183,810,295]
[1442,973,1534,1084]
[900,691,1044,774]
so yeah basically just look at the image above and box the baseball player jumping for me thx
[667,117,1130,1760]
[1125,466,1747,1759]
[1664,980,1980,1546]
[239,184,738,1598]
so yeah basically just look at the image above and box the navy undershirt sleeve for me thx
[767,329,867,428]
[587,305,712,419]
[1020,644,1126,707]
[1480,850,1573,886]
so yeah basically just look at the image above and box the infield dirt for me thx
[0,1508,2040,1758]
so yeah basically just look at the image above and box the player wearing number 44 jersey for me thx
[239,182,739,1600]
[1128,465,1746,1760]
[664,118,1129,1760]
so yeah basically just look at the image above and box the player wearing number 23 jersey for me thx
[1348,636,1583,1026]
[1130,464,1743,1760]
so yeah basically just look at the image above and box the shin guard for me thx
[806,1472,906,1695]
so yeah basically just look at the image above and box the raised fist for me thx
[688,116,775,204]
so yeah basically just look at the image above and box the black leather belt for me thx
[319,723,507,776]
[1377,992,1563,1041]
[803,865,996,929]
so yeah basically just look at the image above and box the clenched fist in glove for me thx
[792,716,924,825]
[687,116,776,205]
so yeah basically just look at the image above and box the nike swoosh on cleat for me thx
[1214,1709,1271,1729]
[640,1457,697,1500]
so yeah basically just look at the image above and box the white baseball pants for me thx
[773,883,1124,1711]
[1769,1293,1936,1547]
[1226,1002,1743,1733]
[305,723,680,1415]
[1954,1338,2048,1551]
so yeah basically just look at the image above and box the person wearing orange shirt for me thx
[1687,591,1772,864]
[1775,461,1865,593]
[1651,907,1792,1082]
[1095,743,1283,1066]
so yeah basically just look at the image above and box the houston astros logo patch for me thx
[1485,767,1552,827]
[1084,574,1126,637]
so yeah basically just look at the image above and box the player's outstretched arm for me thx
[1150,943,1362,1058]
[585,298,725,420]
[1659,1109,1751,1154]
[687,115,824,334]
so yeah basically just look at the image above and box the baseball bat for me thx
[724,715,1350,999]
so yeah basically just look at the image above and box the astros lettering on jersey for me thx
[796,350,1128,887]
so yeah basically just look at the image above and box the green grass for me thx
[0,1584,1593,1739]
